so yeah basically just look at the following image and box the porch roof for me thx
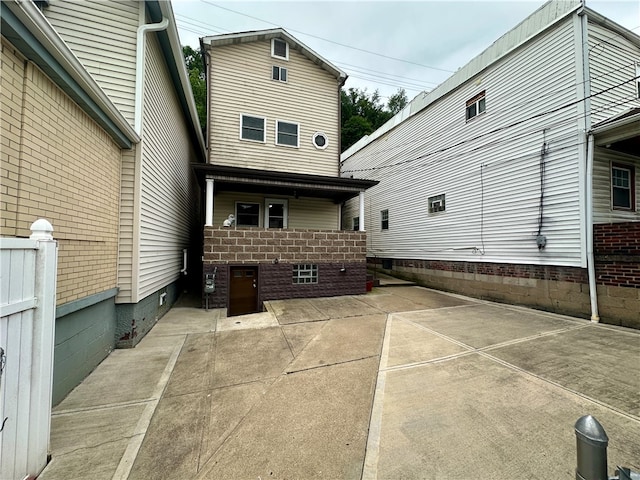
[590,107,640,157]
[193,164,378,203]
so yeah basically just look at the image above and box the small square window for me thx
[353,216,359,231]
[381,209,389,230]
[428,194,446,213]
[240,114,265,142]
[272,38,288,60]
[612,163,635,210]
[272,66,287,82]
[293,264,318,284]
[276,120,299,147]
[466,91,486,121]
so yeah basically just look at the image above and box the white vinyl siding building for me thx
[341,0,640,327]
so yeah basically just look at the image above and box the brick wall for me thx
[202,227,367,308]
[594,222,640,288]
[1,40,121,305]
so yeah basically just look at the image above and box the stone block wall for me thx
[202,227,368,309]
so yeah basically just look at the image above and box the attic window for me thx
[466,91,486,121]
[272,38,289,60]
[272,66,287,82]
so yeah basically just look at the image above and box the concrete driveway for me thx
[39,285,640,479]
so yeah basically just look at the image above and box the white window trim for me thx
[465,91,486,121]
[312,131,329,150]
[265,198,288,228]
[240,114,266,143]
[428,193,446,214]
[271,38,289,61]
[272,65,288,83]
[275,119,299,148]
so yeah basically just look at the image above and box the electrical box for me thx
[204,273,215,294]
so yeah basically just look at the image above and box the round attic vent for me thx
[312,132,328,150]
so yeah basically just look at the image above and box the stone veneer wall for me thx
[203,227,368,309]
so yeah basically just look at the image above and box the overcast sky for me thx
[172,0,640,102]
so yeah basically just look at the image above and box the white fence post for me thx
[0,219,57,480]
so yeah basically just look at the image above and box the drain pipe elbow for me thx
[586,133,600,322]
[135,16,169,135]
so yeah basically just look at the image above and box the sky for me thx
[171,0,640,103]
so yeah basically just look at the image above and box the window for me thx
[293,264,318,284]
[312,132,328,150]
[466,91,486,121]
[353,217,359,231]
[636,63,640,99]
[236,202,260,226]
[271,38,288,60]
[272,66,287,82]
[381,209,389,230]
[612,163,635,210]
[240,115,265,142]
[428,194,446,213]
[265,199,288,228]
[276,120,299,147]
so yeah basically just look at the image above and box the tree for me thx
[387,88,408,115]
[340,87,408,152]
[182,46,206,132]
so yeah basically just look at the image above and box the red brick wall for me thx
[594,222,640,288]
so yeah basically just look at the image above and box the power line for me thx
[199,0,456,74]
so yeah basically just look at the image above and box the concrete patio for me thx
[39,285,640,479]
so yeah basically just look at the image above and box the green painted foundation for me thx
[53,289,118,406]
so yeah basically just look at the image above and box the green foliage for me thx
[182,46,206,132]
[341,87,408,152]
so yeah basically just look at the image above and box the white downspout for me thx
[205,178,214,227]
[135,14,169,135]
[586,133,600,322]
[359,191,365,232]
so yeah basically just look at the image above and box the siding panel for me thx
[343,21,585,267]
[208,41,340,176]
[44,0,139,125]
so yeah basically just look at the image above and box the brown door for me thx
[228,266,259,316]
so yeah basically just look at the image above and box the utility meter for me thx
[204,273,215,294]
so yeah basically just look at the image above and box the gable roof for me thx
[200,28,347,85]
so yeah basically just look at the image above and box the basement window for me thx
[466,91,486,121]
[293,264,318,284]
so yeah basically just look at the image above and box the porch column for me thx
[205,177,214,227]
[359,191,365,232]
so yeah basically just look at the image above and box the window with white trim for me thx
[293,264,318,284]
[466,91,486,121]
[428,194,446,213]
[381,209,389,230]
[265,198,288,228]
[312,132,328,149]
[636,63,640,99]
[353,216,359,231]
[240,114,265,142]
[276,120,299,147]
[236,202,260,226]
[271,38,288,60]
[612,163,635,210]
[272,66,287,82]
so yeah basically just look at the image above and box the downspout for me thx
[135,14,169,135]
[586,133,600,322]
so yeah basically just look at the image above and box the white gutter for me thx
[586,133,600,322]
[135,13,169,135]
[8,0,139,144]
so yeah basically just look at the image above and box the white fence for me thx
[0,220,57,480]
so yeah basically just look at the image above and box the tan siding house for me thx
[199,29,377,315]
[1,0,205,408]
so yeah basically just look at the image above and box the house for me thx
[1,0,205,404]
[196,28,377,316]
[340,0,640,328]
